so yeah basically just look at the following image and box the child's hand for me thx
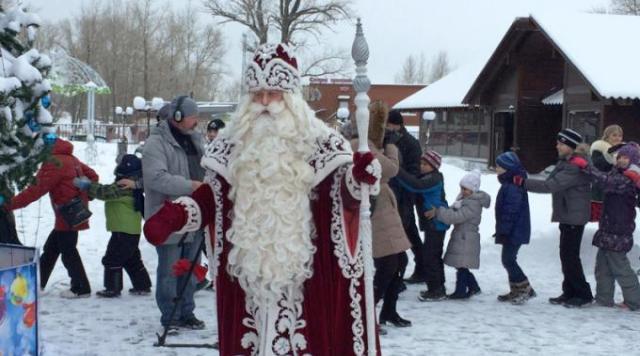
[73,176,92,191]
[117,178,136,189]
[424,207,436,220]
[623,167,640,186]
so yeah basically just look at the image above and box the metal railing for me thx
[54,123,150,143]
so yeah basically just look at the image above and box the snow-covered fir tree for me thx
[0,3,53,201]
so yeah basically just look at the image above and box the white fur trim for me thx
[173,196,202,235]
[590,139,615,164]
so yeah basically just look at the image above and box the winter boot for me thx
[497,283,517,302]
[129,288,151,296]
[97,268,122,298]
[510,279,536,305]
[447,272,470,300]
[379,296,411,327]
[418,285,447,302]
[467,272,481,296]
[125,262,152,292]
[549,294,570,305]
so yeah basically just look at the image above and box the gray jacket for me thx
[142,120,204,244]
[525,156,591,226]
[438,191,491,269]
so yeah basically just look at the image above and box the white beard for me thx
[223,93,330,304]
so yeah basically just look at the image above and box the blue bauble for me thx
[43,132,57,145]
[26,112,40,133]
[41,95,51,109]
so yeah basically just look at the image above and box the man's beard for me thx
[225,99,317,304]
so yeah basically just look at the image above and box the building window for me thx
[567,111,600,144]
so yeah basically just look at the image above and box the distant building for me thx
[396,13,640,173]
[305,78,425,128]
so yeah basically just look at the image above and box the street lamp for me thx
[115,105,134,162]
[337,107,350,123]
[133,96,163,138]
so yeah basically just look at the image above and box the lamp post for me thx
[115,106,133,163]
[133,96,164,139]
[422,111,436,146]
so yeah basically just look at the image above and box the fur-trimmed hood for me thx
[590,139,615,164]
[368,100,388,149]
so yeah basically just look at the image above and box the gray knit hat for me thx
[158,96,199,121]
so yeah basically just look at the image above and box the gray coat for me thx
[525,156,591,226]
[437,191,491,269]
[142,120,204,244]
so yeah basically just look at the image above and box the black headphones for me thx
[173,95,188,122]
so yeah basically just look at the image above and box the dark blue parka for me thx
[495,167,531,245]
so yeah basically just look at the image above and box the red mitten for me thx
[623,166,640,186]
[172,258,191,277]
[143,201,188,246]
[352,152,378,185]
[193,264,208,282]
[569,156,588,169]
[512,175,525,187]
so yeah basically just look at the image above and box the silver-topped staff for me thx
[352,18,376,356]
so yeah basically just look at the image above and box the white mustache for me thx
[248,100,285,118]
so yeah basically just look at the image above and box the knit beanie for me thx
[557,128,582,149]
[387,109,404,125]
[617,142,640,166]
[421,150,442,170]
[496,151,521,171]
[460,170,481,192]
[116,154,142,178]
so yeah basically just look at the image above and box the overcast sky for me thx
[27,0,608,84]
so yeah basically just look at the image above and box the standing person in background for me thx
[74,154,152,298]
[494,152,536,305]
[589,125,623,222]
[387,109,424,284]
[570,142,640,310]
[351,101,412,333]
[206,118,225,144]
[142,95,206,331]
[394,151,450,302]
[8,138,98,298]
[523,128,593,308]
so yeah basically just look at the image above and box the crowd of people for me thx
[1,41,640,355]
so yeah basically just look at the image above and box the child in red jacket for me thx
[9,138,98,298]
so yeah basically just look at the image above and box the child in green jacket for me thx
[76,154,151,298]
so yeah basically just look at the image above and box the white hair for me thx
[222,92,330,304]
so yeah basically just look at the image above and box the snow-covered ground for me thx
[14,142,640,356]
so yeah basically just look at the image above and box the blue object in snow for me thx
[43,132,57,145]
[41,95,51,109]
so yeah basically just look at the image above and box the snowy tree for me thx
[394,53,427,84]
[204,0,353,79]
[428,50,452,83]
[611,0,640,15]
[0,4,53,201]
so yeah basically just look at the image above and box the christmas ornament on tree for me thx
[0,4,53,198]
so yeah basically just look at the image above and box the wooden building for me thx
[305,78,425,127]
[394,61,489,160]
[464,13,640,172]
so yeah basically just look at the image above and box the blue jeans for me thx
[501,243,527,283]
[155,230,203,326]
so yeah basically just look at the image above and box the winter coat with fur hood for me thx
[437,191,491,269]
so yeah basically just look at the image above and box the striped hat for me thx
[421,150,442,170]
[557,128,582,149]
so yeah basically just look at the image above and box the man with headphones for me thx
[141,95,206,332]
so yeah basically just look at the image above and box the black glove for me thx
[383,129,402,146]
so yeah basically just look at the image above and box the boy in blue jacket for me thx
[495,152,536,305]
[395,150,450,301]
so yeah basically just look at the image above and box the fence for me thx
[54,123,150,143]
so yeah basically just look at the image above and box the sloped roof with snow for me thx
[531,12,640,100]
[393,60,486,110]
[542,89,564,105]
